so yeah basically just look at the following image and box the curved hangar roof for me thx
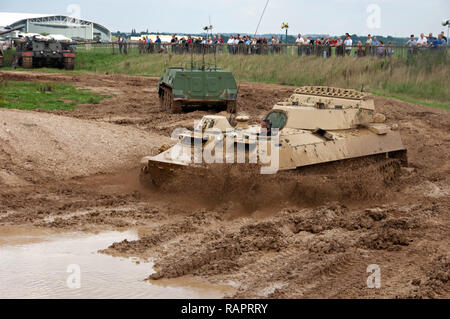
[0,12,111,40]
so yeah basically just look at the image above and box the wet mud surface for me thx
[0,71,448,298]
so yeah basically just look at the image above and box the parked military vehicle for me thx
[0,27,24,68]
[140,86,407,187]
[158,63,238,114]
[13,37,75,70]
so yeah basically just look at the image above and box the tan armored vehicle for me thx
[140,86,407,186]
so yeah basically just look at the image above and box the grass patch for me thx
[373,91,450,111]
[0,81,109,111]
[75,50,450,108]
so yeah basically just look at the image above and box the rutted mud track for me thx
[0,71,449,298]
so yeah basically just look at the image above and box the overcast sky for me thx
[1,0,449,37]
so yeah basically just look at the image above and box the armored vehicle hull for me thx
[14,38,75,70]
[158,67,238,114]
[141,86,407,187]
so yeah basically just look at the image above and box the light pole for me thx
[281,22,289,44]
[281,22,289,54]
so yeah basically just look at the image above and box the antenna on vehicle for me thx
[191,40,194,69]
[203,21,214,71]
[214,44,217,70]
[254,0,270,37]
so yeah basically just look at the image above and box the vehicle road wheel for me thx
[159,89,166,111]
[166,88,182,114]
[379,159,401,185]
[22,56,33,69]
[64,57,74,70]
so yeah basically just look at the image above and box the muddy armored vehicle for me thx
[158,64,238,114]
[141,86,407,186]
[0,27,24,68]
[14,37,75,70]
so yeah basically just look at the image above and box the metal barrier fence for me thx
[76,42,449,58]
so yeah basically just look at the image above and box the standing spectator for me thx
[417,33,428,48]
[227,36,234,54]
[122,37,128,55]
[427,33,434,47]
[371,36,380,46]
[386,41,394,57]
[335,37,343,56]
[365,34,372,56]
[322,35,330,58]
[355,41,365,57]
[377,41,385,57]
[171,35,177,54]
[155,35,161,53]
[430,35,441,49]
[296,34,304,56]
[304,36,312,55]
[274,35,281,54]
[234,35,240,54]
[406,34,417,56]
[344,34,353,56]
[146,36,152,54]
[118,36,123,54]
[138,38,144,54]
[371,36,380,56]
[430,33,446,49]
[269,36,275,55]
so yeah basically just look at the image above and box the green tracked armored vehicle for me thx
[13,37,75,70]
[0,27,25,68]
[158,64,238,114]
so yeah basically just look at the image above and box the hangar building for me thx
[0,12,111,41]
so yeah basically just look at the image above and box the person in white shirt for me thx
[295,34,304,44]
[417,33,428,47]
[296,34,305,56]
[227,36,234,54]
[344,35,353,56]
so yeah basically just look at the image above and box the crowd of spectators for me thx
[128,31,448,57]
[405,32,448,56]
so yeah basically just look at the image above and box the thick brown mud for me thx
[0,71,448,298]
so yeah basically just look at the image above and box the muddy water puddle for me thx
[0,228,233,299]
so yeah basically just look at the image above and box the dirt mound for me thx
[0,109,170,183]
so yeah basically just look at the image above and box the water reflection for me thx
[0,229,231,299]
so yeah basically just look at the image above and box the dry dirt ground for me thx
[0,71,448,299]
